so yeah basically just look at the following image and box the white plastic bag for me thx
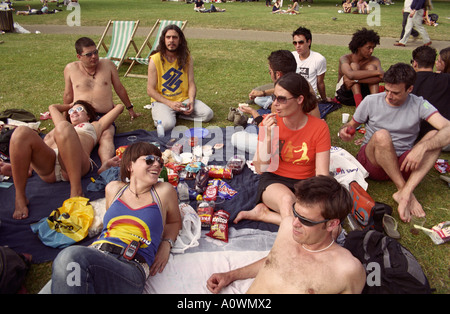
[330,146,369,190]
[171,203,201,254]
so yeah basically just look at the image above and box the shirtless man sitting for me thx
[207,176,366,294]
[336,28,384,108]
[61,37,140,173]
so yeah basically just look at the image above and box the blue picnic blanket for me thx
[0,128,276,263]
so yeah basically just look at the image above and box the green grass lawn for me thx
[1,0,449,294]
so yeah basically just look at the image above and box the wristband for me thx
[126,104,134,110]
[162,238,174,248]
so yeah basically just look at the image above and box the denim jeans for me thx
[51,245,147,294]
[254,96,273,110]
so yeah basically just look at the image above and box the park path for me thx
[21,24,450,51]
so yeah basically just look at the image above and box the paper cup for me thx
[342,113,350,123]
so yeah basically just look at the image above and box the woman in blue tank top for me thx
[51,142,182,293]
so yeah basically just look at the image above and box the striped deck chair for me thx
[124,19,187,78]
[97,20,140,70]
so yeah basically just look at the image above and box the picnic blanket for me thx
[0,126,367,264]
[0,128,276,263]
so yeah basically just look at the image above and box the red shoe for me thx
[394,43,405,47]
[423,41,432,46]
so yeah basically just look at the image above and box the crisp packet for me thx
[115,145,128,159]
[431,221,450,243]
[434,159,450,174]
[206,209,230,242]
[414,221,450,245]
[217,179,238,200]
[197,201,215,228]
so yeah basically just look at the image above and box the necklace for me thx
[302,239,334,253]
[128,186,148,199]
[82,64,96,79]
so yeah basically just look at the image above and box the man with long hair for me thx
[147,25,213,132]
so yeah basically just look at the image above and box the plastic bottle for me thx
[177,178,189,203]
[158,166,168,182]
[156,120,164,138]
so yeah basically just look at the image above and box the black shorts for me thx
[336,83,371,106]
[255,172,302,205]
[96,112,117,132]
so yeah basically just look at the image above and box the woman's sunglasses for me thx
[68,106,85,115]
[271,94,295,104]
[144,155,163,167]
[292,204,330,227]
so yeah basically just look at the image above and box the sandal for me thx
[227,107,236,122]
[234,112,247,127]
[39,111,51,120]
[383,214,401,239]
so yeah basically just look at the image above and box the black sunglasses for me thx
[292,204,330,227]
[144,155,163,167]
[293,40,305,45]
[81,49,99,57]
[271,94,295,104]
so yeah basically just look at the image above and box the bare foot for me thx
[393,190,425,223]
[0,160,12,177]
[234,203,279,224]
[13,197,29,220]
[97,156,120,174]
[0,161,32,177]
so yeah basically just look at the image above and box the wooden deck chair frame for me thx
[97,20,140,70]
[124,19,187,78]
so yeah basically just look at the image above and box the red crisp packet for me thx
[115,145,128,159]
[206,210,230,242]
[197,201,215,228]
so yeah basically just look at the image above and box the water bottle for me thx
[158,166,168,182]
[156,120,164,138]
[177,178,189,203]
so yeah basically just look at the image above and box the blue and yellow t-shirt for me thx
[150,52,190,103]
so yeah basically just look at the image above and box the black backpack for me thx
[0,246,31,294]
[344,229,433,294]
[0,127,15,160]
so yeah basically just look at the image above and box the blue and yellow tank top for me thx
[150,52,189,103]
[93,186,163,266]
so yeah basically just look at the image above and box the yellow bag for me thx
[31,197,94,248]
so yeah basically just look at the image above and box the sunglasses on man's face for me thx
[271,94,295,104]
[293,40,306,45]
[68,106,85,115]
[144,155,163,167]
[292,204,330,227]
[81,49,99,57]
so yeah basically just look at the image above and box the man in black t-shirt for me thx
[411,46,450,148]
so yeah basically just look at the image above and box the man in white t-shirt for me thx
[292,26,330,102]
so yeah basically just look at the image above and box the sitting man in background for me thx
[207,176,366,294]
[147,24,214,132]
[291,26,330,102]
[339,63,450,222]
[249,26,329,109]
[411,46,450,149]
[336,28,384,107]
